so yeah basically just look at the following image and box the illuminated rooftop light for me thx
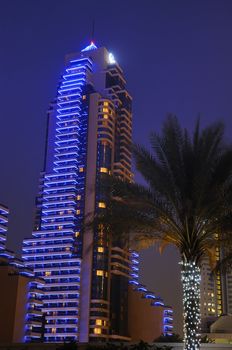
[108,52,116,64]
[81,41,98,52]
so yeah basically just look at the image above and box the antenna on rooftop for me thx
[91,19,95,43]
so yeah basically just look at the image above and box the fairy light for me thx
[181,261,201,350]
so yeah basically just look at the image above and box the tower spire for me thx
[91,19,95,44]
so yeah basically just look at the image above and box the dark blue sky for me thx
[1,0,232,334]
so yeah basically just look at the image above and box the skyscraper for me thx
[22,42,172,343]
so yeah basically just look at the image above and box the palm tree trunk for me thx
[181,260,201,350]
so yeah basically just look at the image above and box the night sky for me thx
[1,0,232,335]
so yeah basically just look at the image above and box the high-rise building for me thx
[0,203,9,252]
[200,250,223,332]
[22,42,172,343]
[201,257,222,318]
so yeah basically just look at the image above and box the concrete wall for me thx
[0,265,28,343]
[128,285,164,342]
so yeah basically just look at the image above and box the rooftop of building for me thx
[210,315,232,333]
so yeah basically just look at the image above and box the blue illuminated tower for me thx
[22,42,133,342]
[22,42,173,343]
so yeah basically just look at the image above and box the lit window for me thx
[96,270,104,276]
[82,95,86,100]
[65,247,70,251]
[75,231,80,237]
[98,202,106,208]
[94,328,102,334]
[104,101,109,106]
[58,226,63,230]
[98,247,104,253]
[45,271,51,276]
[100,167,108,173]
[103,108,108,113]
[96,319,102,325]
[52,328,56,334]
[103,114,108,119]
[79,167,84,172]
[76,209,81,215]
[77,195,81,200]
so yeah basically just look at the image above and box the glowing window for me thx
[103,108,108,113]
[98,202,106,208]
[58,226,63,230]
[76,210,81,215]
[75,231,80,237]
[98,247,104,253]
[45,271,51,276]
[94,328,102,334]
[96,270,104,276]
[103,114,108,119]
[82,95,86,100]
[52,328,56,334]
[79,167,84,172]
[65,247,70,251]
[100,167,108,173]
[103,102,109,106]
[77,195,81,200]
[96,319,102,326]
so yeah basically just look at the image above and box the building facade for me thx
[22,42,172,343]
[200,257,222,319]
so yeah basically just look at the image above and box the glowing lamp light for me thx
[108,52,116,64]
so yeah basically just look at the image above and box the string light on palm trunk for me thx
[181,261,201,350]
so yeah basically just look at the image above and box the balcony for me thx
[45,281,80,288]
[41,213,75,221]
[28,288,44,295]
[0,233,6,241]
[0,224,7,232]
[43,272,80,280]
[43,192,76,200]
[45,332,78,338]
[46,315,79,320]
[26,257,81,266]
[41,221,75,229]
[23,250,72,258]
[27,309,43,316]
[42,200,76,208]
[0,215,8,223]
[44,178,78,186]
[28,298,43,306]
[43,307,79,312]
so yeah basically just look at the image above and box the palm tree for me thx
[95,116,232,350]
